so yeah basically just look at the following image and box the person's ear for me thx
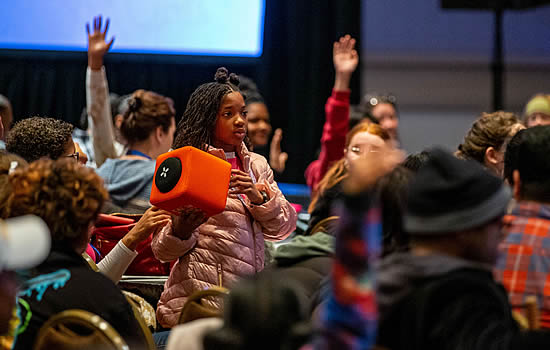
[513,170,521,200]
[155,125,164,144]
[485,147,499,166]
[114,114,123,129]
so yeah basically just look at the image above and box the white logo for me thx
[160,167,169,178]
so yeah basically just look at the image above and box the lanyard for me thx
[126,149,152,160]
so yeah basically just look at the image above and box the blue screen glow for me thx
[0,0,265,57]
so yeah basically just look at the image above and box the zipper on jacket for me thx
[217,263,223,287]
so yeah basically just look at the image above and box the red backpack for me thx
[91,214,171,276]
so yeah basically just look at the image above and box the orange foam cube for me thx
[150,146,231,217]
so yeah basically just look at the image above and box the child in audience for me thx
[0,94,12,149]
[97,89,176,214]
[305,35,359,193]
[359,92,400,144]
[307,121,389,235]
[152,67,297,328]
[455,111,524,177]
[5,159,147,349]
[523,94,550,127]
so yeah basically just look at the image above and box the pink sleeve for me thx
[305,89,350,191]
[248,157,297,241]
[151,222,198,263]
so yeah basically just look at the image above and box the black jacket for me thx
[13,243,146,349]
[376,252,550,350]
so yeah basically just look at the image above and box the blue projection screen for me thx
[0,0,265,57]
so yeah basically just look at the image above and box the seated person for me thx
[4,121,170,282]
[307,121,390,235]
[375,148,550,349]
[495,125,550,329]
[456,111,524,177]
[4,158,146,349]
[97,89,176,214]
[0,94,12,150]
[523,94,550,128]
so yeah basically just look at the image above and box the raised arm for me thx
[305,35,359,191]
[85,15,119,167]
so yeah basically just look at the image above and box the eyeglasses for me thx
[65,152,80,162]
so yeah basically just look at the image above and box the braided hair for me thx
[174,67,251,150]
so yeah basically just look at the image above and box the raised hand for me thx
[86,15,114,70]
[122,206,172,250]
[333,35,359,91]
[269,128,288,174]
[343,143,405,195]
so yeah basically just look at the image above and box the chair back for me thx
[33,309,128,350]
[512,295,540,330]
[309,216,340,236]
[124,292,157,350]
[178,286,229,324]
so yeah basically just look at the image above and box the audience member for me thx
[0,95,12,149]
[359,92,399,145]
[376,148,550,350]
[152,67,296,328]
[77,15,129,168]
[495,125,550,329]
[97,89,175,214]
[239,78,288,174]
[524,94,550,128]
[307,121,389,235]
[312,141,403,350]
[6,117,79,163]
[502,129,526,186]
[5,159,147,349]
[3,131,169,283]
[305,35,359,192]
[456,111,524,177]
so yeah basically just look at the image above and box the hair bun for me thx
[214,67,229,83]
[229,73,240,87]
[128,96,142,112]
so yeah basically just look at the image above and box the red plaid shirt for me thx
[494,200,550,328]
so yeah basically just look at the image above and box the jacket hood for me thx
[376,252,490,315]
[97,158,155,206]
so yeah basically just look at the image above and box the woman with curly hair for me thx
[5,158,147,349]
[97,89,176,213]
[456,111,524,177]
[152,67,296,328]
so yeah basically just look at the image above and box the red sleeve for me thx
[305,89,350,191]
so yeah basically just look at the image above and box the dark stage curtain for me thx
[0,1,360,183]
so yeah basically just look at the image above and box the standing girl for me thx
[152,67,297,328]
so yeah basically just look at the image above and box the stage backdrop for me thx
[0,0,360,184]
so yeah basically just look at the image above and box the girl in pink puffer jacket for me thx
[152,67,297,328]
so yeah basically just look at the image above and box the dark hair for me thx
[79,93,122,130]
[503,129,526,185]
[174,67,252,150]
[6,117,74,163]
[360,93,398,116]
[237,75,265,105]
[402,151,433,173]
[203,275,311,350]
[373,166,413,256]
[515,126,550,201]
[0,94,12,134]
[456,111,520,163]
[4,158,107,249]
[119,89,175,145]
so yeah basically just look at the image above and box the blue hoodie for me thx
[96,158,155,213]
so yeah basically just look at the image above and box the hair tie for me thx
[128,96,142,112]
[9,161,18,174]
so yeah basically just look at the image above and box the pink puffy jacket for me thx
[152,143,297,328]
